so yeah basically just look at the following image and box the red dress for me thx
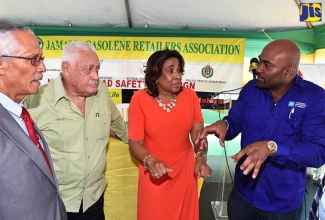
[128,88,203,220]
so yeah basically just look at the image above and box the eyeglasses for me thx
[0,55,45,66]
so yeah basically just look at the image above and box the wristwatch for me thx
[266,141,277,156]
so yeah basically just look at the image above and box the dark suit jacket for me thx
[0,104,67,220]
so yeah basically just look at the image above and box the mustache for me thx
[31,73,43,81]
[88,80,99,85]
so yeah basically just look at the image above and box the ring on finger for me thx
[153,173,159,178]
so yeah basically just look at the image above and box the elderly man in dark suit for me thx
[0,23,67,220]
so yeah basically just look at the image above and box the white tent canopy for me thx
[0,0,324,31]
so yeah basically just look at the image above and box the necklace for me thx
[155,94,177,113]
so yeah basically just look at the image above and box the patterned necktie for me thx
[21,107,53,176]
[309,175,325,220]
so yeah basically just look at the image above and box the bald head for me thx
[255,39,302,95]
[263,39,301,73]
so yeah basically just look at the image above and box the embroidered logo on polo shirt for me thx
[288,101,307,108]
[295,102,307,108]
[288,101,295,107]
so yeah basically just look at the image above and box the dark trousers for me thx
[227,189,302,220]
[67,194,105,220]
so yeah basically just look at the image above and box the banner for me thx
[38,36,245,108]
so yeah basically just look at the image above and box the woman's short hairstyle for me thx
[144,48,184,97]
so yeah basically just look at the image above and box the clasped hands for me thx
[194,120,270,179]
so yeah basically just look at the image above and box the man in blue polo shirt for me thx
[196,39,325,220]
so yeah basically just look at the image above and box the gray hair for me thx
[61,41,96,65]
[0,22,35,55]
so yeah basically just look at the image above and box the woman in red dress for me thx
[128,49,212,220]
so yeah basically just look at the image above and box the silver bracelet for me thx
[195,151,207,161]
[143,154,154,170]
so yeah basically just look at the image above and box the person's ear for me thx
[284,66,295,79]
[0,57,6,76]
[61,61,70,76]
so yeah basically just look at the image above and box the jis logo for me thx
[300,3,322,22]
